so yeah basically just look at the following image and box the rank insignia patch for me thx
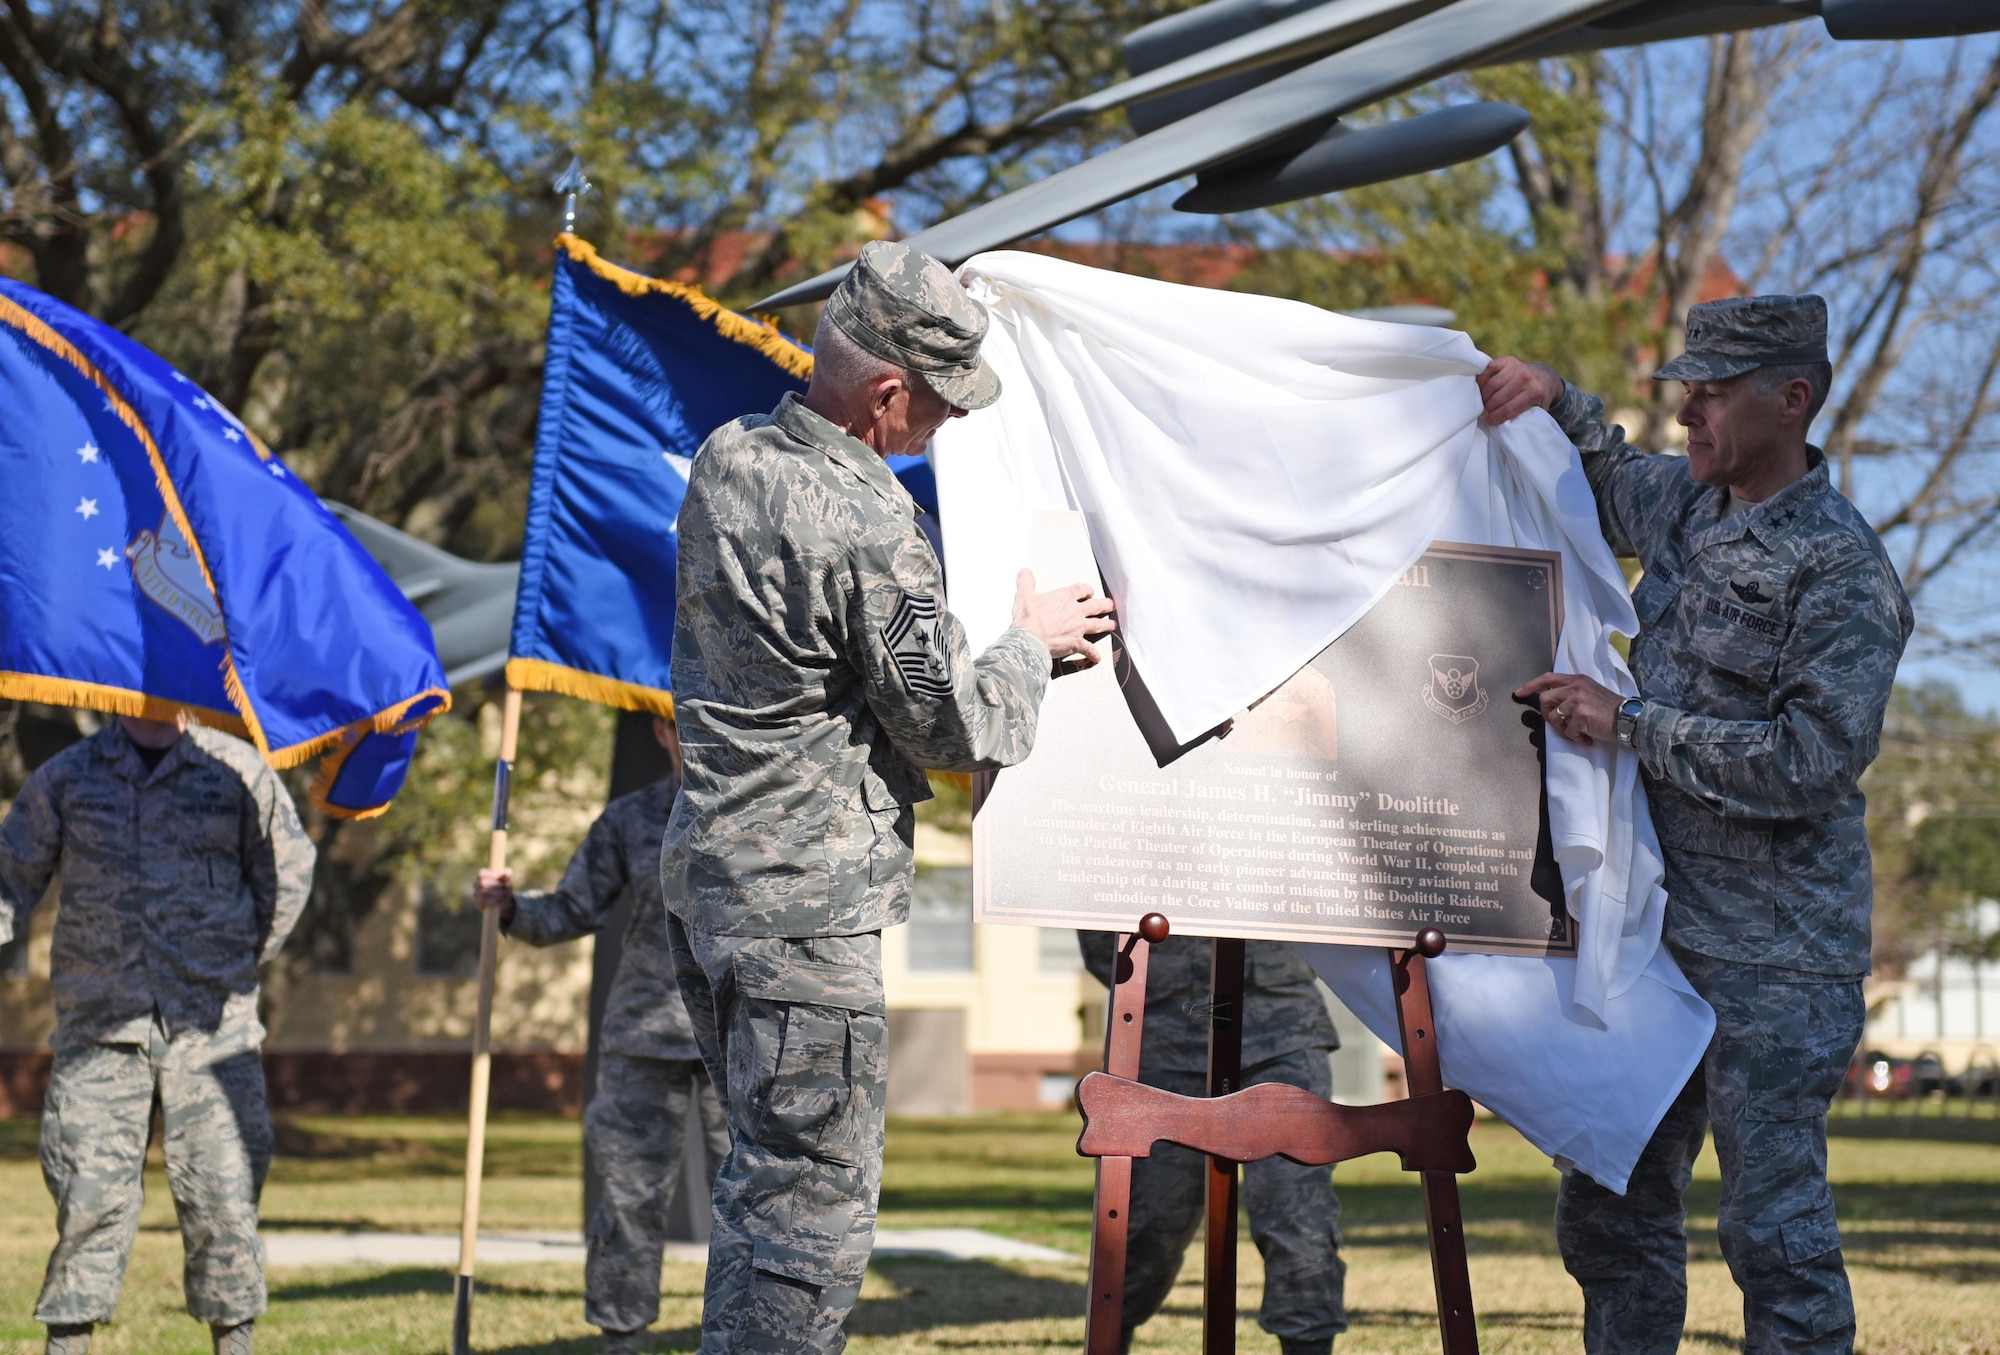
[884,590,954,698]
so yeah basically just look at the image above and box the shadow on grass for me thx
[847,1259,1085,1336]
[270,1267,582,1303]
[482,1329,701,1354]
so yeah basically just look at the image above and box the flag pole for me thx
[452,681,522,1355]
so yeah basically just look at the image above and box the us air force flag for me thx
[0,279,449,818]
[505,235,815,713]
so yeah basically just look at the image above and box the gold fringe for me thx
[263,686,454,770]
[506,657,675,718]
[305,731,394,821]
[554,234,815,382]
[0,671,249,738]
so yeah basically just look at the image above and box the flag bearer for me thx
[474,713,730,1355]
[0,714,314,1355]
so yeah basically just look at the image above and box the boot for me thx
[45,1325,92,1355]
[1279,1339,1333,1355]
[603,1329,647,1354]
[212,1320,254,1355]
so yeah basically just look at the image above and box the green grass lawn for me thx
[2,1111,1996,1354]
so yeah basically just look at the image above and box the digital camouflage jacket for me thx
[0,722,313,1050]
[505,775,700,1060]
[1552,382,1912,974]
[664,393,1050,938]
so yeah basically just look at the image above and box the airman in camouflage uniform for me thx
[663,239,1115,1355]
[1079,934,1346,1355]
[474,719,731,1354]
[0,716,315,1355]
[1481,296,1914,1354]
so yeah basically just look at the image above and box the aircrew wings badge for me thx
[884,590,954,699]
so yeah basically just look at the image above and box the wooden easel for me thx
[1080,916,1479,1355]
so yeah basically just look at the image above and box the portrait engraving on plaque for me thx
[972,511,1574,957]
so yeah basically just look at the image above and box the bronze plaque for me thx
[972,512,1574,956]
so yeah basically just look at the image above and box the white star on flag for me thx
[268,462,286,478]
[662,451,694,481]
[75,497,99,520]
[223,428,242,443]
[102,396,116,412]
[170,372,188,383]
[96,548,118,569]
[77,442,99,463]
[192,396,210,411]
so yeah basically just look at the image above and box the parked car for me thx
[1912,1051,1950,1096]
[1848,1050,1916,1100]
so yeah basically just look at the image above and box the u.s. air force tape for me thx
[883,590,955,699]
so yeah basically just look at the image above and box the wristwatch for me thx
[1616,698,1645,748]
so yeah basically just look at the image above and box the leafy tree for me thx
[1864,682,2000,977]
[2,0,1174,558]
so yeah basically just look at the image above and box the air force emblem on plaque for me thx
[884,590,954,699]
[1421,653,1488,724]
[126,511,226,645]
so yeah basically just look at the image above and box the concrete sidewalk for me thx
[262,1227,1070,1269]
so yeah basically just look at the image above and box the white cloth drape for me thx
[933,251,1713,1192]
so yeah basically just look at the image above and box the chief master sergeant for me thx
[0,714,314,1355]
[1480,295,1913,1353]
[662,239,1115,1355]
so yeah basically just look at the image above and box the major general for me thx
[661,240,1115,1355]
[1481,296,1914,1353]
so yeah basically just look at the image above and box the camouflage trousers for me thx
[36,1017,272,1328]
[1121,1049,1347,1351]
[585,1052,733,1333]
[667,917,888,1355]
[1556,945,1864,1354]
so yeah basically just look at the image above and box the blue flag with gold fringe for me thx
[0,279,449,818]
[506,235,816,713]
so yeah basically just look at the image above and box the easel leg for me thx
[1391,936,1479,1355]
[1087,1155,1135,1355]
[1202,938,1246,1355]
[1086,919,1163,1355]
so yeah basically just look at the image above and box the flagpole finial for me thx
[554,155,592,234]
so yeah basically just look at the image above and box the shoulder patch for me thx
[883,591,955,699]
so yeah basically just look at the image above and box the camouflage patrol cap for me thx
[823,240,1001,411]
[1654,294,1829,382]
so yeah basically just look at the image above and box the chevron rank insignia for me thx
[884,590,954,699]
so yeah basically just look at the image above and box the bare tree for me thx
[1731,37,2000,654]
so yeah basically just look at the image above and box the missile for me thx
[1499,0,1810,61]
[1821,0,2000,40]
[1037,0,1451,131]
[753,0,1629,309]
[1173,102,1531,212]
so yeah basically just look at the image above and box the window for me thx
[908,868,973,972]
